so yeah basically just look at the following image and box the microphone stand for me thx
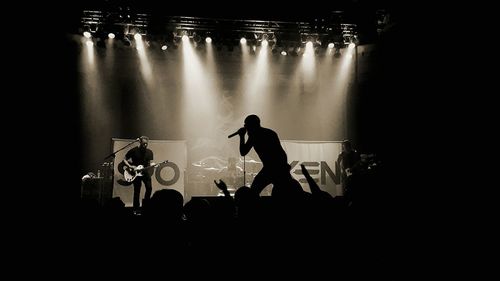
[102,138,139,180]
[104,138,139,161]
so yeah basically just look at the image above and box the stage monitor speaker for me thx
[81,178,113,206]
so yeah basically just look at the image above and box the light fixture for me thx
[255,32,276,47]
[77,11,362,54]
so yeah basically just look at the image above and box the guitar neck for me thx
[143,161,167,170]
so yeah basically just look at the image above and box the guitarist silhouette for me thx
[337,140,361,199]
[124,136,154,211]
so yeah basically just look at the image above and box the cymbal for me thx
[203,167,220,171]
[238,159,262,164]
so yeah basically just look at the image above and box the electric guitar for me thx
[342,163,360,179]
[342,154,378,179]
[123,160,168,182]
[345,168,353,178]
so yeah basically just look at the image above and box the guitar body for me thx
[122,160,169,183]
[345,168,353,178]
[124,165,144,182]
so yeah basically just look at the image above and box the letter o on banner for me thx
[155,162,180,186]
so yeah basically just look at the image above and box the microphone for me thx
[228,131,239,138]
[228,128,245,138]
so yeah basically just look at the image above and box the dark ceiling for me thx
[71,0,400,22]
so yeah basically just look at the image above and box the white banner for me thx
[112,138,187,206]
[281,141,343,197]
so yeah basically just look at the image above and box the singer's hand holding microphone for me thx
[228,127,247,138]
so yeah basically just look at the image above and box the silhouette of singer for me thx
[230,115,291,196]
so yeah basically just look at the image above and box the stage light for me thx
[349,35,359,47]
[78,12,361,55]
[301,34,320,47]
[255,32,276,47]
[89,23,98,33]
